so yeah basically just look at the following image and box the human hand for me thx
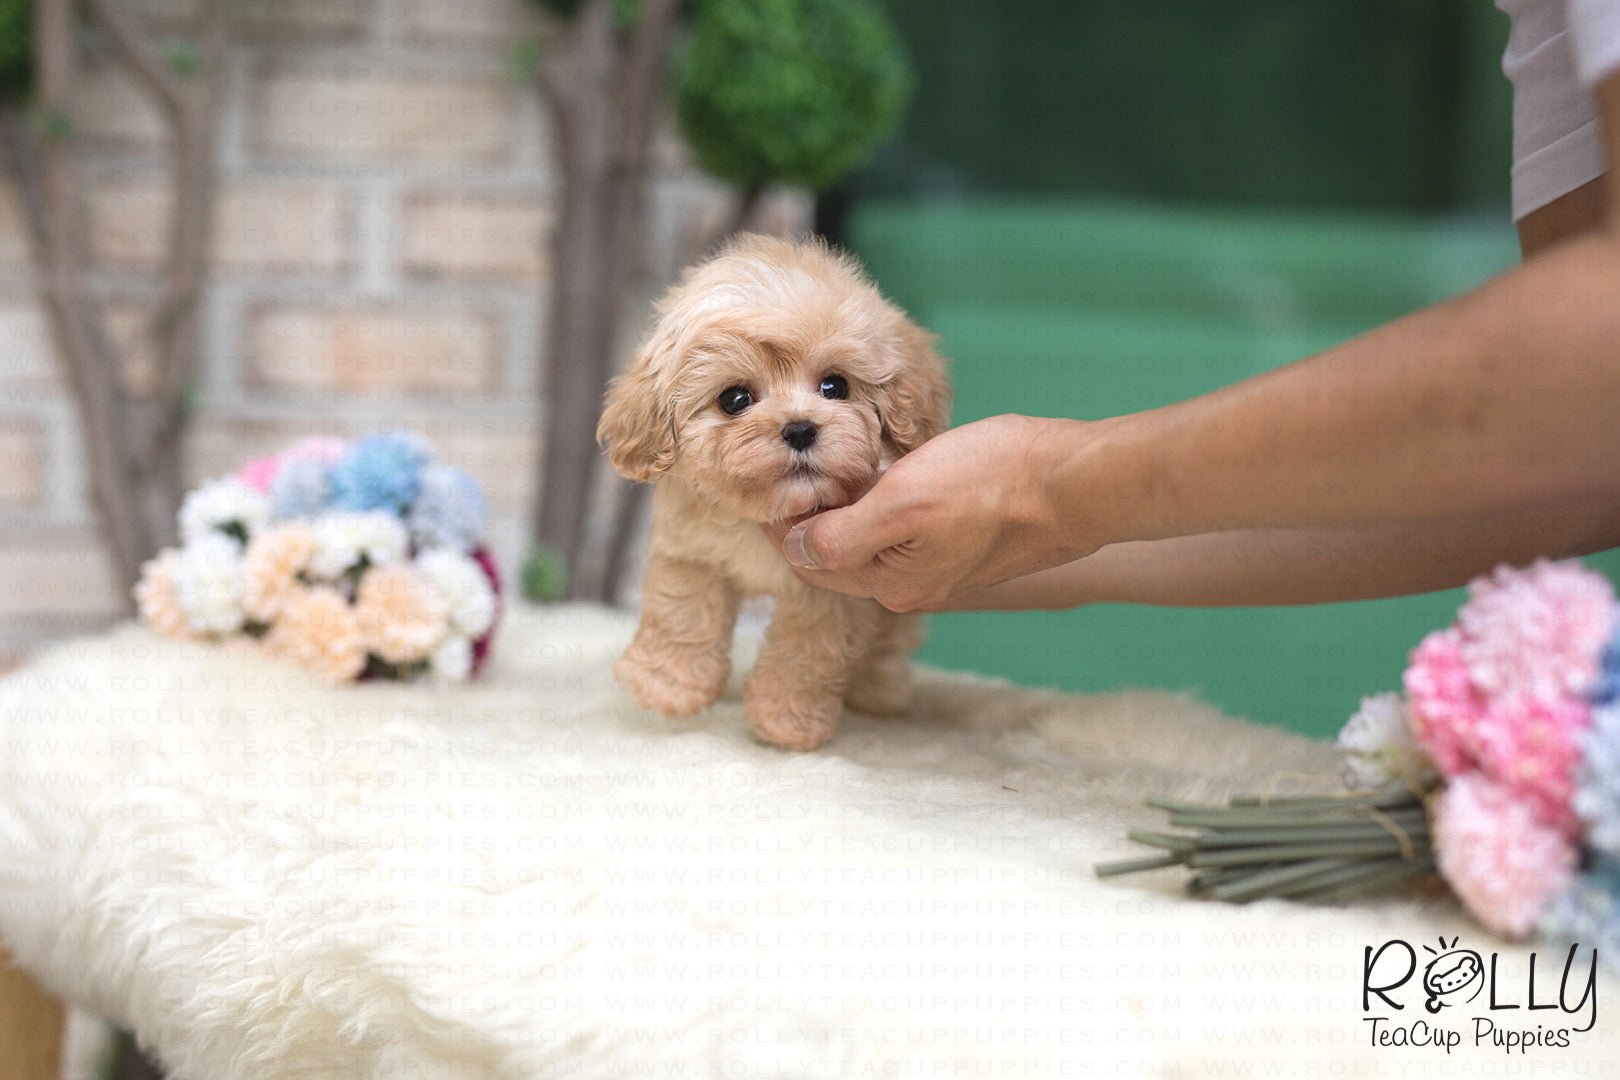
[760,414,1102,612]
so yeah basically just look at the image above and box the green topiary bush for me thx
[675,0,913,192]
[521,543,572,603]
[0,0,29,101]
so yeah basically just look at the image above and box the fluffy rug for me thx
[0,604,1611,1078]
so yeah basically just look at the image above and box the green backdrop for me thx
[829,1,1597,738]
[847,201,1620,738]
[829,2,1620,736]
[867,0,1512,212]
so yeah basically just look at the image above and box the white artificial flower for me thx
[172,533,245,635]
[308,511,409,580]
[179,478,270,547]
[428,634,473,683]
[414,548,496,637]
[1335,692,1439,793]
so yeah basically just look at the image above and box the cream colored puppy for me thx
[597,233,951,750]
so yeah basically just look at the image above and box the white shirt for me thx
[1497,0,1620,219]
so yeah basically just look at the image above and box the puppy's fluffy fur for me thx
[597,234,951,750]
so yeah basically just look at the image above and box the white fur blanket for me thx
[0,605,1612,1078]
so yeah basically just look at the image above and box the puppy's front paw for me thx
[615,645,728,718]
[744,680,841,751]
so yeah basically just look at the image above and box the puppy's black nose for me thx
[781,420,818,451]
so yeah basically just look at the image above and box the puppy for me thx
[596,233,951,750]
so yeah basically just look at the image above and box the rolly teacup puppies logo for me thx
[1362,935,1597,1054]
[1422,937,1484,1011]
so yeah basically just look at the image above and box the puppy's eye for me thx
[717,385,753,416]
[819,375,849,400]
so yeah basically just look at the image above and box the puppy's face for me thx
[598,235,950,524]
[671,330,886,522]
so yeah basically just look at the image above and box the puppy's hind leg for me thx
[616,556,740,718]
[844,608,922,716]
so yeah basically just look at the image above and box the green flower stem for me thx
[1208,857,1363,902]
[1150,792,1412,814]
[1289,855,1438,903]
[1227,790,1418,809]
[1097,791,1437,904]
[1267,856,1411,898]
[1187,839,1419,866]
[1193,823,1429,847]
[1093,854,1185,878]
[1124,828,1198,853]
[1165,807,1427,829]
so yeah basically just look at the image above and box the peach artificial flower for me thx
[133,550,192,639]
[264,585,366,682]
[241,522,318,622]
[353,562,450,665]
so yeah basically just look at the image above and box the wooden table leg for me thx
[0,947,62,1080]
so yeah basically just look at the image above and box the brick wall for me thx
[0,0,808,663]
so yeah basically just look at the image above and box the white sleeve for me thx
[1498,0,1606,219]
[1567,0,1620,85]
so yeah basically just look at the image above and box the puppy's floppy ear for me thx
[597,334,680,483]
[874,319,952,455]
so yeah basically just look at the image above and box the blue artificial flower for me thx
[1539,857,1620,974]
[1594,624,1620,705]
[268,457,332,522]
[1574,702,1620,858]
[329,432,432,514]
[407,463,488,552]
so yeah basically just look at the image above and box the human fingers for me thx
[756,518,874,597]
[778,488,920,574]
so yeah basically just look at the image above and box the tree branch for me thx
[147,0,231,420]
[529,0,680,598]
[536,0,613,121]
[85,0,186,121]
[612,0,680,169]
[32,0,74,104]
[13,0,230,594]
[2,105,145,595]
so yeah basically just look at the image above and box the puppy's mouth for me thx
[774,457,880,518]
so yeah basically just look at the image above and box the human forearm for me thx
[770,249,1620,612]
[773,78,1620,614]
[1050,232,1620,549]
[951,494,1620,610]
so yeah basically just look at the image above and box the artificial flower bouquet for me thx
[134,432,501,683]
[1101,558,1620,962]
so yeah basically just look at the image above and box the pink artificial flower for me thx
[1403,629,1487,777]
[235,437,350,494]
[1474,692,1591,836]
[280,435,350,467]
[1432,773,1576,939]
[1456,560,1615,701]
[235,455,282,493]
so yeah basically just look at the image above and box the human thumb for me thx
[781,497,899,572]
[780,518,825,570]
